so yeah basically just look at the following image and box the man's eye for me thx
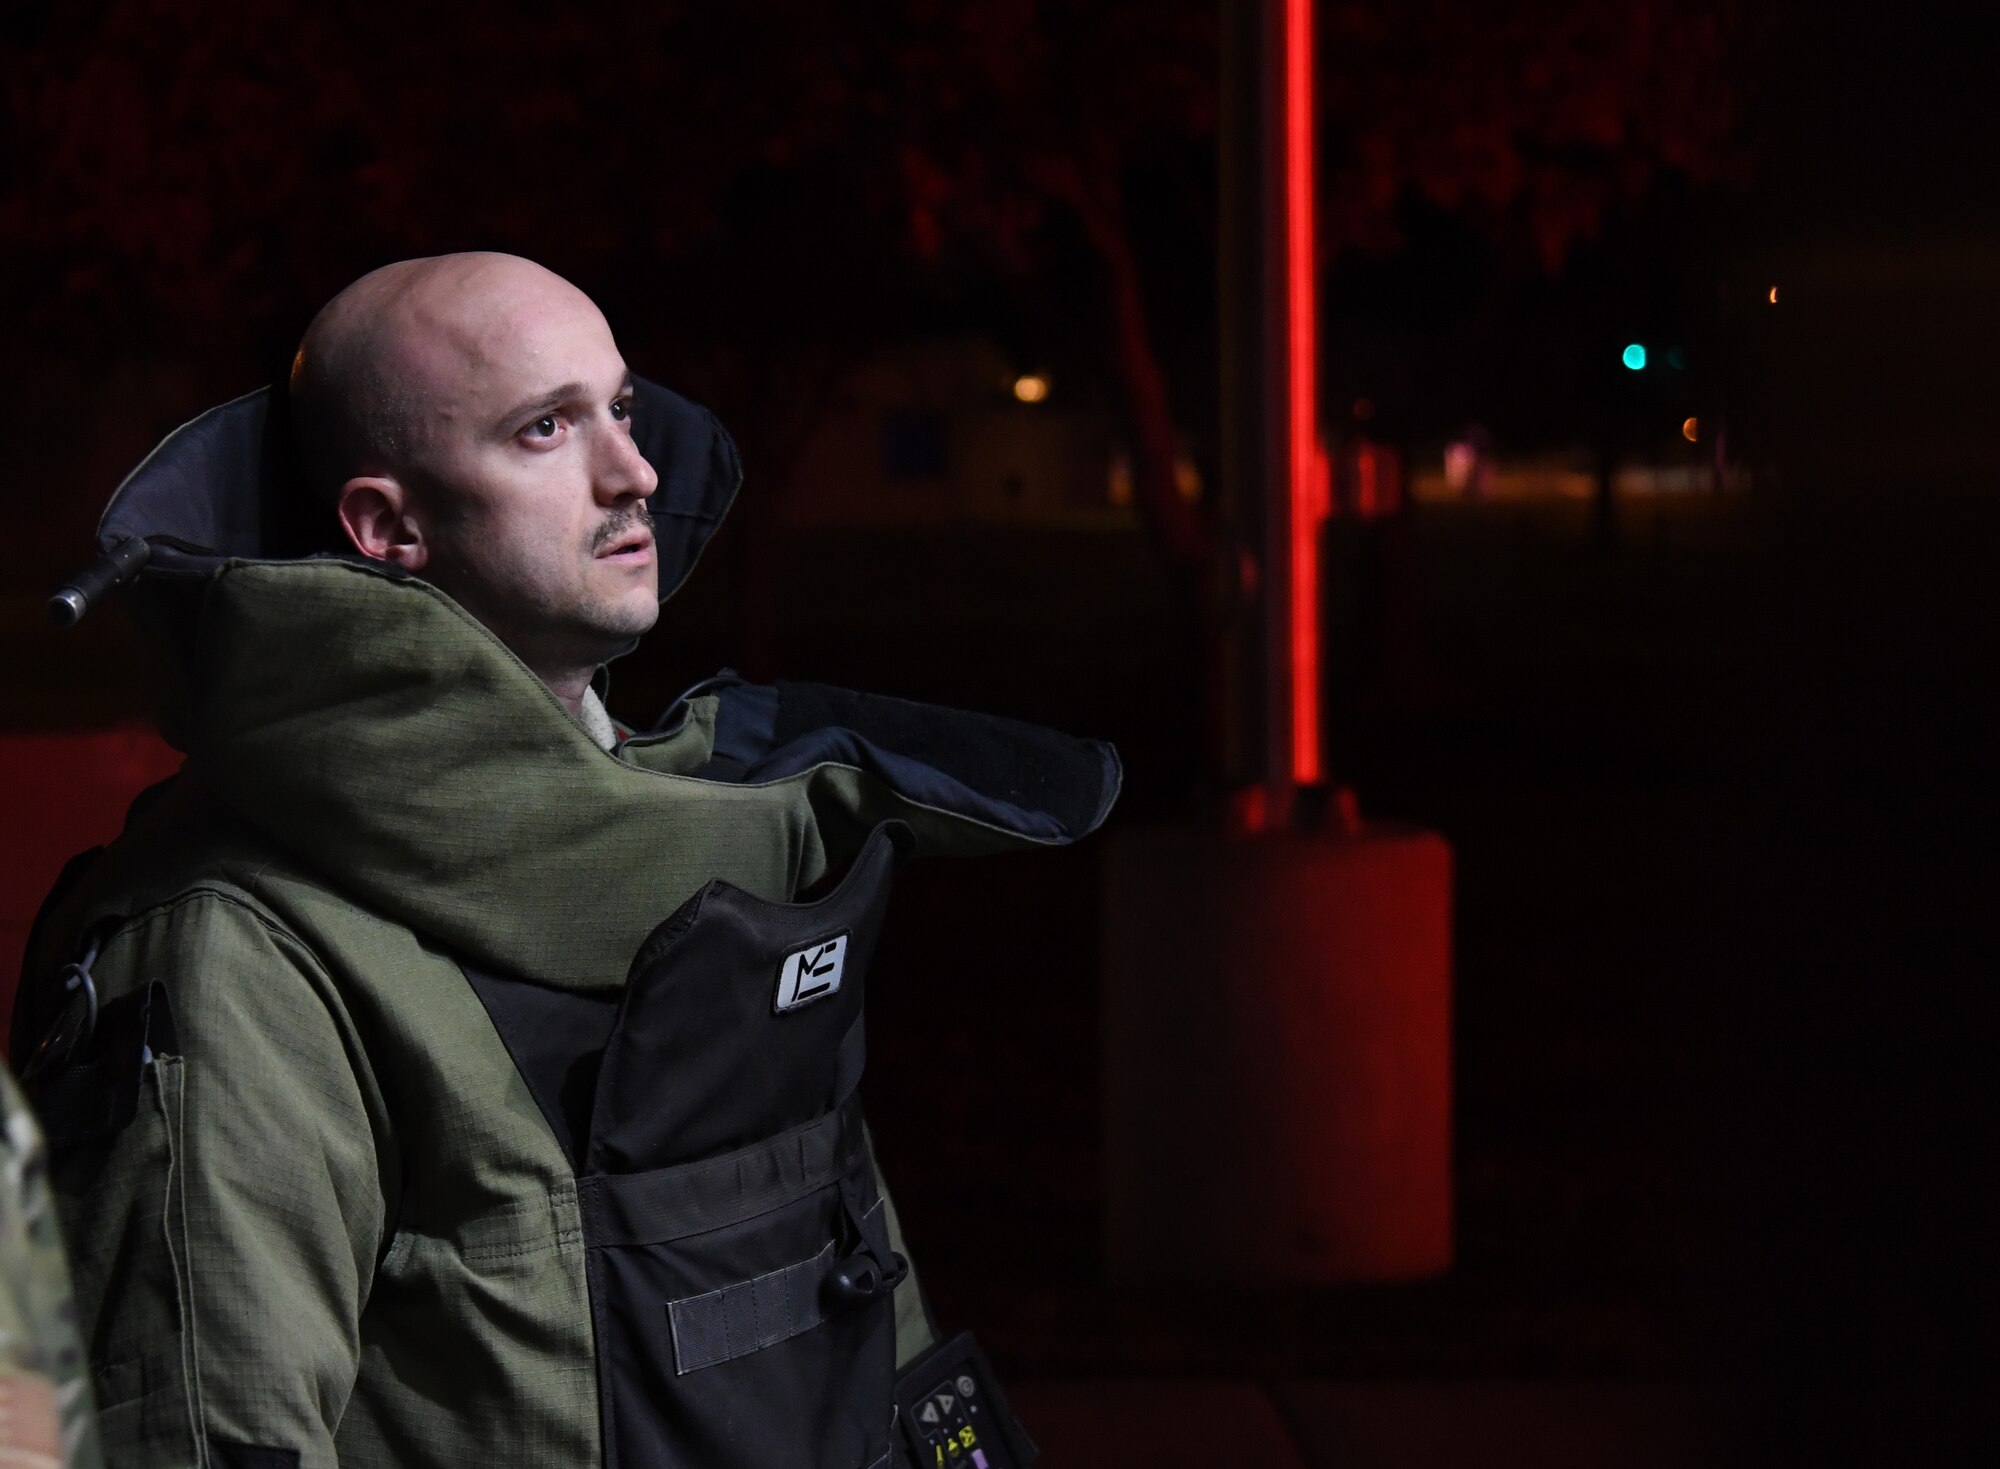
[529,415,559,439]
[610,398,631,422]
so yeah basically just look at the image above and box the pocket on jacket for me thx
[583,1151,896,1469]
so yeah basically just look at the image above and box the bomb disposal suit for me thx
[16,381,1118,1468]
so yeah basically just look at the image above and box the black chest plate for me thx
[465,821,913,1469]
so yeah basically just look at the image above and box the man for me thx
[17,254,1116,1467]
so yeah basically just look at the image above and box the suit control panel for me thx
[894,1330,1036,1468]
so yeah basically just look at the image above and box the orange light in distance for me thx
[1767,285,1779,304]
[1012,374,1050,403]
[1682,417,1700,442]
[1284,0,1324,786]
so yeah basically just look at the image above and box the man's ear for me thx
[337,476,429,571]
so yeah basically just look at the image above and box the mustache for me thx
[590,505,654,553]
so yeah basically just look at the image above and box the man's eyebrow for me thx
[495,383,585,434]
[493,372,635,434]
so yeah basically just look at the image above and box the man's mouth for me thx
[594,522,656,561]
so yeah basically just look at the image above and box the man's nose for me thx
[595,422,659,504]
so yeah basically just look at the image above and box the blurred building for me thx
[774,338,1155,531]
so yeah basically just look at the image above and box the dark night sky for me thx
[1762,6,2000,233]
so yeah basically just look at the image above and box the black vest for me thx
[466,822,913,1469]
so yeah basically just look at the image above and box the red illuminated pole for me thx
[1256,0,1336,812]
[1218,0,1329,812]
[1280,0,1328,792]
[1105,0,1453,1286]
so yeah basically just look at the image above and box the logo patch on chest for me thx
[774,933,849,1013]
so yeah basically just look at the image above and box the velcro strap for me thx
[669,1239,836,1374]
[667,1199,884,1374]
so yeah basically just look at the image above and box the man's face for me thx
[396,264,661,675]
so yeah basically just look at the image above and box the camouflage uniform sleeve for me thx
[43,893,388,1469]
[0,1065,102,1469]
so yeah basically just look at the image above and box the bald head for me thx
[290,253,606,501]
[285,252,661,713]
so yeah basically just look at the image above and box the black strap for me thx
[579,1094,868,1249]
[664,1195,888,1375]
[669,1239,838,1373]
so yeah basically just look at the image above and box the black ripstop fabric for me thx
[689,675,1121,846]
[589,821,908,1172]
[773,683,1116,844]
[462,822,914,1469]
[459,971,619,1170]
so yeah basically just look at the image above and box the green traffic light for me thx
[1622,343,1647,371]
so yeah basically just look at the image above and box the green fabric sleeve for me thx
[53,892,389,1469]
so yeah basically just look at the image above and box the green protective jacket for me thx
[19,384,1119,1468]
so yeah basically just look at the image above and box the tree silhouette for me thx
[3,0,1750,566]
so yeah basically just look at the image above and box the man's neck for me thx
[541,669,620,752]
[538,667,594,718]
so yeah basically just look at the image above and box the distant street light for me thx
[1012,373,1051,403]
[1683,417,1700,442]
[1767,285,1779,304]
[1622,343,1648,370]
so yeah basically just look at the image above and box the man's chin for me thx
[588,599,661,655]
[593,561,660,610]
